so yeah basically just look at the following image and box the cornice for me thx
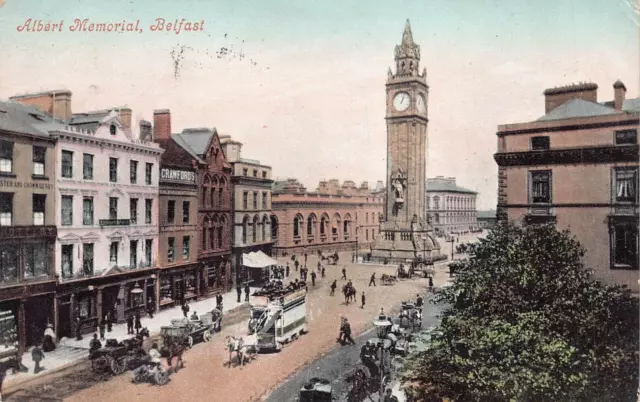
[497,118,640,136]
[54,131,163,156]
[494,145,639,167]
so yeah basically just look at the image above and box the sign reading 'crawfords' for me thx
[160,168,196,183]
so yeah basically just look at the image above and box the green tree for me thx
[402,222,639,402]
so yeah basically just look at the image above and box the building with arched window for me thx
[271,179,383,255]
[219,135,273,284]
[426,176,479,236]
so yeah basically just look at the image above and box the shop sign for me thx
[0,180,53,190]
[160,168,196,183]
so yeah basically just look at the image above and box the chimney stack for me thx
[613,80,626,110]
[153,109,171,142]
[9,89,73,121]
[139,120,152,141]
[118,108,132,128]
[543,83,598,113]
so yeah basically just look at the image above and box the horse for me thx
[342,285,356,305]
[399,309,422,329]
[225,335,258,367]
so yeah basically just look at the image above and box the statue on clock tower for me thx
[371,19,440,263]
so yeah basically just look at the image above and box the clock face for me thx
[416,94,426,114]
[393,92,410,112]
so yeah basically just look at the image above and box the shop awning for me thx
[242,251,278,268]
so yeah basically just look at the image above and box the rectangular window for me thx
[129,198,138,224]
[167,200,176,223]
[612,226,638,269]
[83,153,93,180]
[0,140,13,174]
[243,168,248,176]
[130,240,138,268]
[109,158,118,182]
[530,136,550,150]
[0,193,11,226]
[243,192,248,209]
[615,129,637,145]
[145,199,152,224]
[253,169,258,177]
[109,242,118,265]
[82,243,94,276]
[24,243,48,279]
[130,160,138,184]
[83,197,94,225]
[32,146,46,176]
[530,170,552,204]
[262,171,267,179]
[61,195,73,226]
[365,229,369,241]
[145,239,153,266]
[262,192,267,209]
[0,246,18,283]
[61,244,73,279]
[253,191,258,210]
[145,163,153,185]
[183,201,190,224]
[614,167,638,203]
[183,236,190,260]
[167,237,175,262]
[109,197,118,220]
[61,150,73,178]
[32,194,46,225]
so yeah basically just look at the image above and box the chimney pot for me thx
[153,109,171,142]
[613,80,626,110]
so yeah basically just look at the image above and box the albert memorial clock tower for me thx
[371,20,441,262]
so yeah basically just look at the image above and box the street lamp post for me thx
[449,238,455,261]
[373,313,393,400]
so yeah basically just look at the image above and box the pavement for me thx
[3,285,260,390]
[265,290,448,401]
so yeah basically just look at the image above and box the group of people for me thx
[125,310,144,336]
[337,316,356,345]
[236,283,251,303]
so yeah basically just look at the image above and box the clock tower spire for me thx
[370,20,441,263]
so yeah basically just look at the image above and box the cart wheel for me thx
[110,356,125,375]
[202,331,212,342]
[187,336,194,348]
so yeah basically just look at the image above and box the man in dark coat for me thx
[361,291,366,309]
[182,301,190,318]
[31,343,45,374]
[369,272,376,286]
[99,321,106,341]
[294,260,299,271]
[310,271,317,286]
[134,310,142,335]
[330,280,337,296]
[126,314,134,335]
[244,283,250,302]
[342,318,355,345]
[285,264,290,278]
[341,267,347,280]
[106,310,113,332]
[321,266,326,278]
[236,284,242,303]
[89,334,102,355]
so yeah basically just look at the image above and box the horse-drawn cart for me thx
[89,336,148,375]
[381,274,397,285]
[161,310,220,349]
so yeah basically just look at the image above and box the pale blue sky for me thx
[1,0,638,209]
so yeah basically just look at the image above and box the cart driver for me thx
[148,342,162,367]
[190,311,199,321]
[416,294,423,308]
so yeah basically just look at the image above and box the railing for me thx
[99,219,131,227]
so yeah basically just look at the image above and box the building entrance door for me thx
[24,296,53,347]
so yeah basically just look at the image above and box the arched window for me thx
[252,215,259,243]
[211,177,219,208]
[242,215,249,244]
[262,215,268,242]
[210,216,217,249]
[218,178,224,208]
[202,176,210,207]
[217,217,224,249]
[293,215,301,238]
[271,215,278,242]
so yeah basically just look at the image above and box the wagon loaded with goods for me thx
[89,337,148,375]
[160,309,221,349]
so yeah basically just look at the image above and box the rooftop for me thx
[0,100,65,138]
[426,180,477,194]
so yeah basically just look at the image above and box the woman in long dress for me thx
[42,324,56,352]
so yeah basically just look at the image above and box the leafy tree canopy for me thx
[402,222,639,402]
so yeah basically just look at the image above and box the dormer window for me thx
[109,124,117,136]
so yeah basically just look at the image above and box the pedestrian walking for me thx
[330,279,337,296]
[311,271,317,286]
[294,260,299,271]
[321,266,326,278]
[369,272,376,286]
[244,283,250,302]
[285,264,290,277]
[105,310,113,332]
[146,300,155,319]
[181,301,190,318]
[236,284,242,303]
[134,310,142,335]
[341,267,347,280]
[99,321,106,341]
[361,291,366,309]
[342,318,355,345]
[428,276,434,291]
[31,343,44,374]
[74,315,83,341]
[317,261,321,271]
[304,252,308,265]
[126,314,134,335]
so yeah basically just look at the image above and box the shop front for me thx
[200,256,230,296]
[55,268,157,339]
[158,263,201,310]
